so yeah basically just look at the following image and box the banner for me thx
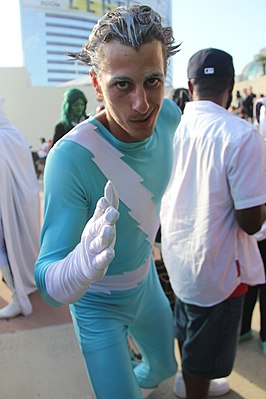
[21,0,166,19]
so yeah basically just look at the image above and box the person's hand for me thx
[80,180,119,282]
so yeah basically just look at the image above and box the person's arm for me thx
[52,123,66,146]
[228,126,266,235]
[34,142,119,306]
[43,180,119,304]
[235,205,266,235]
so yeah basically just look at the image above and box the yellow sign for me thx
[22,1,129,17]
[69,1,128,17]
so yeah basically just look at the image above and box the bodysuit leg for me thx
[70,295,143,399]
[69,262,177,399]
[130,263,177,388]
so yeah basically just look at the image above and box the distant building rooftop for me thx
[238,48,266,81]
[240,61,264,81]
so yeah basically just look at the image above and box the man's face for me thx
[93,40,165,142]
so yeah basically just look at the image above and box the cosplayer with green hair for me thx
[52,88,88,145]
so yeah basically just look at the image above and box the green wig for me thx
[61,88,87,127]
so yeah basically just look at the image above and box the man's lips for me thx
[130,110,154,123]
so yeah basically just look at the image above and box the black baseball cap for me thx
[187,48,235,79]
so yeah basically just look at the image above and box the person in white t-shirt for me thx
[160,48,266,399]
[240,221,266,355]
[254,96,266,139]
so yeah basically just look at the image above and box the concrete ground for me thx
[0,187,265,399]
[0,296,265,399]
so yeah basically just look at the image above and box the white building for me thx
[20,0,173,87]
[0,1,174,149]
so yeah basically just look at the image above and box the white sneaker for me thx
[173,371,230,398]
[0,298,22,319]
[173,372,186,398]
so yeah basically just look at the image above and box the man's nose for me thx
[132,87,149,114]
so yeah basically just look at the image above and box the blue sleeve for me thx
[34,141,92,306]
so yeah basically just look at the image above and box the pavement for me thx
[0,186,265,399]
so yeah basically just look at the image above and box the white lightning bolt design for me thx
[64,123,159,245]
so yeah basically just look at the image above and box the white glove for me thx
[79,180,119,281]
[44,181,120,304]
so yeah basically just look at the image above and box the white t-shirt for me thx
[254,97,266,139]
[160,100,266,307]
[259,103,266,138]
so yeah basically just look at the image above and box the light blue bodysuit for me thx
[35,98,181,398]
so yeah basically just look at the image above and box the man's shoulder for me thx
[226,112,255,133]
[158,98,182,128]
[181,102,257,142]
[217,114,264,159]
[215,112,258,145]
[162,97,182,114]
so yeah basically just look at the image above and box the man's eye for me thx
[147,78,159,87]
[116,81,129,90]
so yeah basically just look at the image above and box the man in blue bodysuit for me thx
[34,5,181,398]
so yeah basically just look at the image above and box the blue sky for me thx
[171,0,266,87]
[0,0,265,88]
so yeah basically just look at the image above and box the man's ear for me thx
[229,78,235,93]
[90,69,97,87]
[188,80,193,97]
[90,70,103,101]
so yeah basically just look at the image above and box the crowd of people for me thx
[32,87,90,179]
[229,87,266,128]
[1,4,266,399]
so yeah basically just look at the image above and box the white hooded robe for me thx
[0,97,40,315]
